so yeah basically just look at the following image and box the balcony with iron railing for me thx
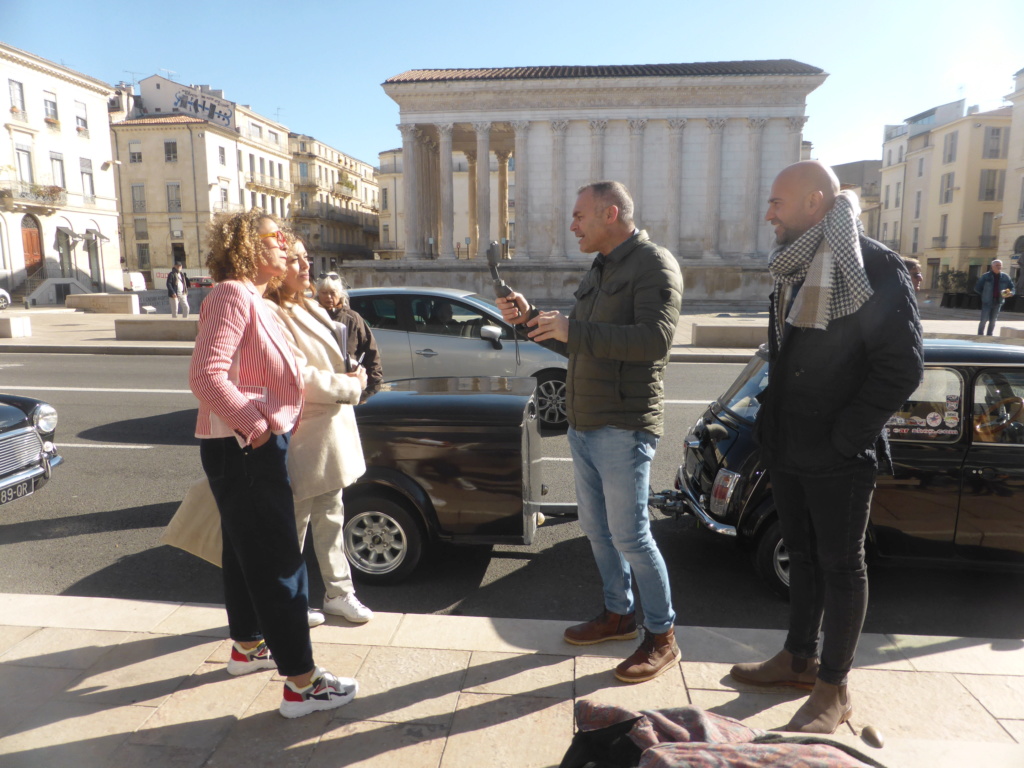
[979,235,998,248]
[213,201,244,213]
[932,236,947,249]
[245,173,292,193]
[8,107,27,123]
[0,179,68,211]
[168,199,182,212]
[133,199,146,212]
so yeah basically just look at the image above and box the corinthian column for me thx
[787,116,808,163]
[628,118,647,225]
[397,123,422,259]
[466,150,477,258]
[666,118,687,257]
[549,120,569,259]
[436,123,455,259]
[496,149,511,255]
[511,120,530,258]
[589,119,607,180]
[474,122,491,251]
[746,118,768,256]
[704,117,727,258]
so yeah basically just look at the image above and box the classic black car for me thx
[651,337,1024,596]
[344,376,551,584]
[0,394,62,506]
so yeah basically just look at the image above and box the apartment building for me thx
[111,76,291,287]
[998,67,1024,280]
[0,42,122,304]
[289,133,378,277]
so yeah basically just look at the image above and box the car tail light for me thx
[709,469,740,517]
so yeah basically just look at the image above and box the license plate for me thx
[0,479,33,506]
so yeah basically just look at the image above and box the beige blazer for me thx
[268,299,366,500]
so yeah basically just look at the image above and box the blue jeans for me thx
[979,303,1000,336]
[772,466,876,686]
[200,435,314,677]
[568,426,676,634]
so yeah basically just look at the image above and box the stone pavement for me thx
[2,298,1024,766]
[1,593,1023,768]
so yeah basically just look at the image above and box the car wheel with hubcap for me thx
[535,370,567,429]
[754,518,790,599]
[343,495,425,584]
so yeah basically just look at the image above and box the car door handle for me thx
[415,349,438,357]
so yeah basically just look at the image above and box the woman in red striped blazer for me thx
[188,209,358,719]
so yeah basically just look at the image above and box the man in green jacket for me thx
[499,181,683,683]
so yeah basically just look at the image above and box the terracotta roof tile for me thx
[113,114,210,126]
[385,59,824,84]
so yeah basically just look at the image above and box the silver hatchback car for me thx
[348,287,568,428]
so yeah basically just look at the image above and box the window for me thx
[887,149,892,166]
[982,212,995,238]
[74,101,88,132]
[939,172,955,204]
[131,183,146,212]
[382,224,389,243]
[895,182,902,208]
[883,185,890,209]
[381,187,388,210]
[268,130,278,145]
[979,169,1005,202]
[50,152,65,188]
[15,144,32,182]
[164,141,177,162]
[882,222,888,240]
[261,193,267,211]
[898,146,904,163]
[940,213,948,237]
[886,368,963,443]
[170,217,183,238]
[914,190,921,219]
[128,140,142,163]
[942,131,958,163]
[348,296,399,331]
[251,124,262,139]
[237,149,242,169]
[278,162,283,179]
[43,90,58,121]
[973,370,1024,444]
[298,162,309,179]
[135,217,148,239]
[8,79,24,113]
[299,191,308,208]
[220,187,228,203]
[259,157,265,175]
[250,191,256,207]
[218,146,226,165]
[166,182,181,212]
[80,158,94,203]
[912,227,919,254]
[137,243,150,269]
[927,258,940,289]
[918,158,924,177]
[270,197,277,215]
[983,127,1006,159]
[299,141,306,152]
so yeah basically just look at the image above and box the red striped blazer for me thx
[189,280,302,443]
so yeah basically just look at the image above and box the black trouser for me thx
[200,435,314,677]
[771,465,876,686]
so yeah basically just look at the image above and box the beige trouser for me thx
[294,488,354,599]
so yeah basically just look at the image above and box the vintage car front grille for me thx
[0,428,43,475]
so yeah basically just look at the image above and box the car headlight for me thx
[33,404,58,433]
[709,468,740,517]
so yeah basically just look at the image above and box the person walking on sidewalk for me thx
[266,238,375,627]
[729,161,923,733]
[497,181,683,684]
[166,262,191,318]
[976,259,1014,336]
[189,209,358,719]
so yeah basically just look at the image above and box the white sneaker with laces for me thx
[322,593,373,623]
[307,609,325,627]
[279,666,358,719]
[226,640,277,676]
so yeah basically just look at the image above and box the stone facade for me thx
[369,60,825,303]
[998,68,1024,283]
[0,42,122,304]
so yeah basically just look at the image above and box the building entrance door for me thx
[171,243,186,266]
[20,216,41,275]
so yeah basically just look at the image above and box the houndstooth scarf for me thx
[768,190,873,342]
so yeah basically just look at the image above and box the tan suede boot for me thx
[784,679,853,734]
[564,609,638,646]
[730,649,819,690]
[614,627,680,683]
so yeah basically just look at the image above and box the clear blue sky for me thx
[4,0,1018,169]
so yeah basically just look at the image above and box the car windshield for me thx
[718,351,769,422]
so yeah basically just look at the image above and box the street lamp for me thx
[427,237,434,259]
[465,236,471,260]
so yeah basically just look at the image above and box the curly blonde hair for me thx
[205,208,282,282]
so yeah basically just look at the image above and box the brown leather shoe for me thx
[783,679,853,734]
[614,627,680,683]
[730,649,819,690]
[564,609,638,646]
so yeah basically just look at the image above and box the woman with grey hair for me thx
[316,275,383,402]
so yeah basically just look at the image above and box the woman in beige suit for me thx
[266,238,373,625]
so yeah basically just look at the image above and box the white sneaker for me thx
[307,609,325,627]
[226,640,277,676]
[279,666,358,719]
[322,594,373,623]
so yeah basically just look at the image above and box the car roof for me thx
[923,336,1024,365]
[348,286,477,299]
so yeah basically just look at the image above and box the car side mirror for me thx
[480,324,503,350]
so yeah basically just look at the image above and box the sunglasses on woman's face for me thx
[259,230,288,250]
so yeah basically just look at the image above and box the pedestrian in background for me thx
[188,209,357,719]
[316,275,383,402]
[976,259,1014,336]
[166,262,191,318]
[266,238,375,625]
[730,161,923,733]
[498,181,683,684]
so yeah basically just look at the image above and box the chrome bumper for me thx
[649,478,737,538]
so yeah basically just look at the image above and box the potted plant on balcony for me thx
[44,116,59,128]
